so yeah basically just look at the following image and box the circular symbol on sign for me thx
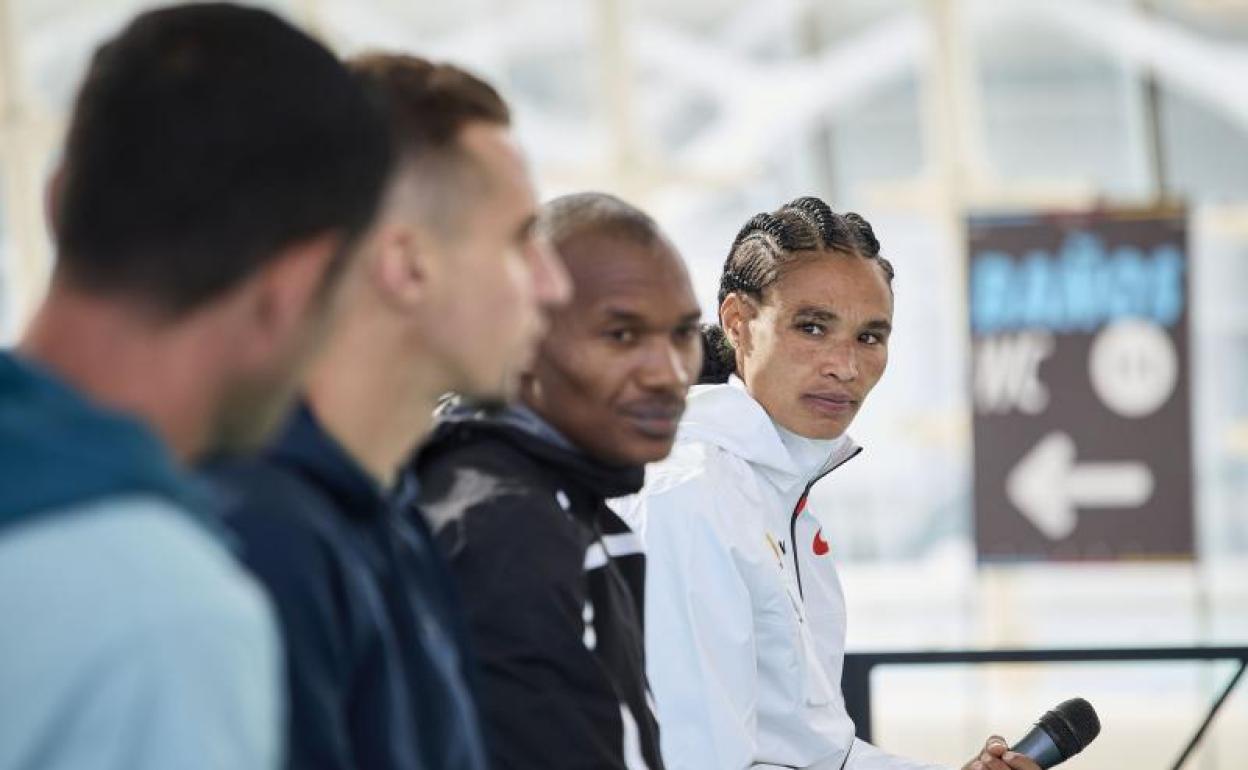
[1088,319,1178,418]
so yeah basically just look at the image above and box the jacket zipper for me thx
[788,447,862,600]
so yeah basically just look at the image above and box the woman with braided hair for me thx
[613,197,1037,770]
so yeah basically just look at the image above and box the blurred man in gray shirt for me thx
[0,5,390,769]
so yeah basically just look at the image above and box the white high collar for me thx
[678,376,860,491]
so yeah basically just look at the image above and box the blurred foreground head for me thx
[522,192,701,467]
[40,2,391,455]
[707,196,894,440]
[347,54,570,406]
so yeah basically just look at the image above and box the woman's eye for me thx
[606,329,637,344]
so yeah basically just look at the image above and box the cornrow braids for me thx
[843,210,893,281]
[715,196,891,305]
[842,211,880,256]
[730,212,796,251]
[698,323,738,384]
[787,196,846,251]
[704,195,894,382]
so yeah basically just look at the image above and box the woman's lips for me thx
[801,393,857,417]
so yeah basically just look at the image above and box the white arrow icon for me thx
[1006,431,1155,540]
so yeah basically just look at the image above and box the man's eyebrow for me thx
[601,308,646,323]
[600,308,703,325]
[864,319,893,334]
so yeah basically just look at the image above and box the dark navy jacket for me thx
[208,403,487,770]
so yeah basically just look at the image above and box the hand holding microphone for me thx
[963,698,1100,770]
[963,736,1043,770]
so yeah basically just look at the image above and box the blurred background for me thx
[1,0,1245,766]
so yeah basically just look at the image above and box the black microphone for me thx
[1011,698,1100,768]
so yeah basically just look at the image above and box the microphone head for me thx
[1037,698,1100,759]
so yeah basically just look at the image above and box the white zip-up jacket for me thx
[614,378,948,770]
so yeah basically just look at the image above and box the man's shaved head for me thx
[537,192,669,256]
[523,192,702,466]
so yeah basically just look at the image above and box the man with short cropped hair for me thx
[212,54,569,770]
[408,191,703,770]
[0,5,391,770]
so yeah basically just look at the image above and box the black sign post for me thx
[969,209,1194,562]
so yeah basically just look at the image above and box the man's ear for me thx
[370,220,435,311]
[516,370,541,405]
[236,232,342,365]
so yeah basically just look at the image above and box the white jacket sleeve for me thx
[643,494,761,770]
[843,738,953,770]
[752,739,950,770]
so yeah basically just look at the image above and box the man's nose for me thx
[531,236,571,309]
[639,337,692,390]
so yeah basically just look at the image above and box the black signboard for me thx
[969,209,1194,562]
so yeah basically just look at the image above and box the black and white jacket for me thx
[403,405,663,770]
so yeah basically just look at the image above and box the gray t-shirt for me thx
[0,495,282,770]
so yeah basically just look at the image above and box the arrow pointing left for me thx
[1006,431,1155,540]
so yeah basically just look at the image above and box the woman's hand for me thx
[961,735,1043,770]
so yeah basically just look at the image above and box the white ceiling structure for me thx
[3,0,1248,330]
[5,0,1248,489]
[4,8,1248,762]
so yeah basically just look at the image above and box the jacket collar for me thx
[678,376,861,491]
[266,401,384,518]
[423,400,645,501]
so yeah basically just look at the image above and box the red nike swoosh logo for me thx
[813,529,830,556]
